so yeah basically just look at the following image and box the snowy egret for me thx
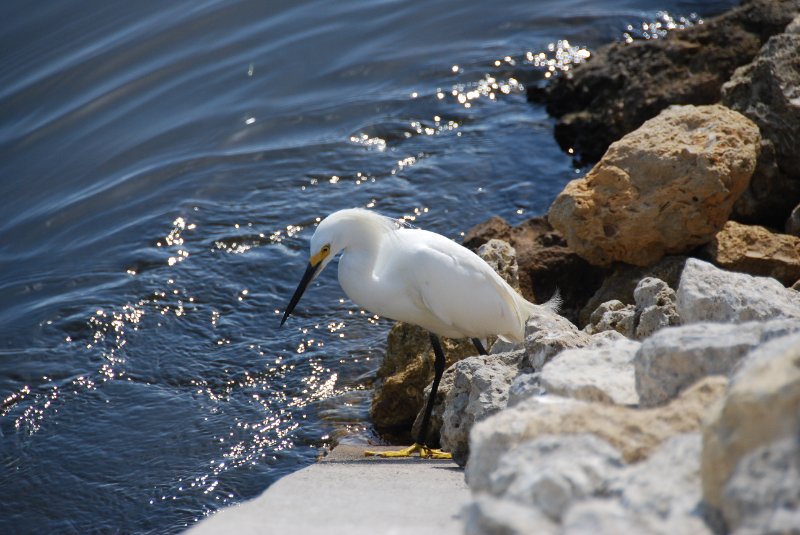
[281,208,558,458]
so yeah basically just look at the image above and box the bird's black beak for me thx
[280,261,321,326]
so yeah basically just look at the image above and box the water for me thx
[0,0,735,532]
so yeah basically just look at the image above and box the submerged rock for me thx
[548,105,759,267]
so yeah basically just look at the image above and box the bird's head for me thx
[279,216,344,326]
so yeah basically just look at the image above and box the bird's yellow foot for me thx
[364,443,452,459]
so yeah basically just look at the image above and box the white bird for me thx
[281,208,558,458]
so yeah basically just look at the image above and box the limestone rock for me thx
[467,376,727,486]
[464,495,557,535]
[439,350,525,466]
[704,220,800,285]
[477,239,521,292]
[634,277,681,339]
[721,437,800,535]
[634,319,800,407]
[463,216,605,324]
[548,105,760,266]
[529,0,798,163]
[540,335,640,405]
[476,435,624,521]
[676,258,800,323]
[702,332,800,509]
[578,256,686,328]
[723,32,800,226]
[607,434,708,527]
[507,373,543,407]
[584,300,636,338]
[523,309,589,370]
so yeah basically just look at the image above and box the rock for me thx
[463,216,606,324]
[579,256,686,328]
[634,319,800,407]
[540,335,640,405]
[474,435,624,521]
[787,203,800,236]
[439,350,526,466]
[702,332,800,509]
[634,278,681,339]
[789,13,800,33]
[467,376,727,485]
[584,300,636,338]
[477,239,521,292]
[370,321,476,432]
[722,33,800,226]
[464,495,558,535]
[606,433,709,529]
[562,498,712,535]
[529,0,799,162]
[703,220,800,285]
[548,105,760,267]
[523,309,589,370]
[507,373,542,407]
[676,258,800,323]
[720,437,800,535]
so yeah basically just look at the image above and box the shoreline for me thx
[191,1,800,533]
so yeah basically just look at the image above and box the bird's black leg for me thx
[471,338,488,356]
[416,333,446,447]
[364,333,452,459]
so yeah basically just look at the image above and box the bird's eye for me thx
[321,245,330,254]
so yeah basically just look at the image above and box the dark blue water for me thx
[0,1,735,532]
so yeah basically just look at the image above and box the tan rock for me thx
[701,333,800,508]
[369,322,476,430]
[467,376,728,486]
[548,105,760,266]
[704,220,800,285]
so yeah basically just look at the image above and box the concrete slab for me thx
[187,445,469,535]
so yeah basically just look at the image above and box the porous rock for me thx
[548,105,760,266]
[439,350,525,466]
[584,300,636,338]
[634,319,800,407]
[676,258,800,323]
[464,495,558,535]
[529,0,799,162]
[720,436,800,535]
[475,434,623,521]
[467,376,727,484]
[523,309,589,370]
[370,322,476,431]
[477,239,521,292]
[578,256,686,328]
[722,32,800,226]
[703,220,800,285]
[702,332,800,509]
[634,277,681,339]
[540,334,640,405]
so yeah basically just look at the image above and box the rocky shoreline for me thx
[370,2,800,533]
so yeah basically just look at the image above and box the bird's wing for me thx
[395,230,525,339]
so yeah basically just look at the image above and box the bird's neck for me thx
[336,225,391,310]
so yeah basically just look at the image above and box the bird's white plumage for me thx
[307,208,548,342]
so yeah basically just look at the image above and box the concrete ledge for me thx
[187,445,469,535]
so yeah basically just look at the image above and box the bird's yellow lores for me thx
[281,208,558,458]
